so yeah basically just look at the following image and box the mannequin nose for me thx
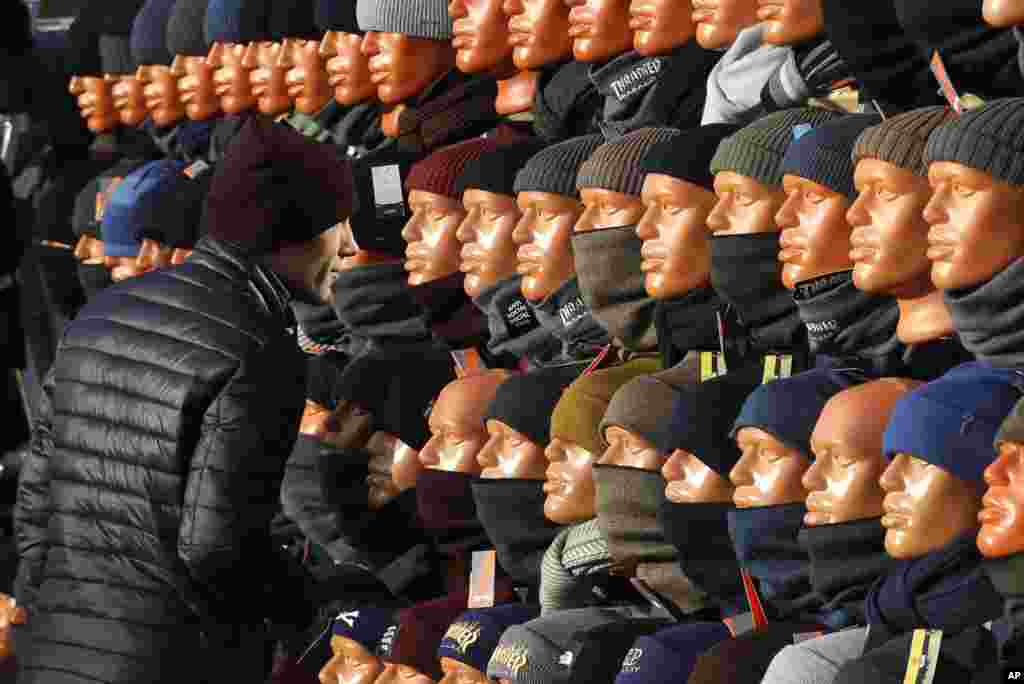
[206,42,223,67]
[320,31,339,57]
[774,191,799,229]
[276,40,296,68]
[418,436,442,467]
[169,55,186,77]
[845,191,870,228]
[984,452,1011,486]
[135,65,151,83]
[361,32,380,57]
[921,187,948,226]
[635,209,659,241]
[241,42,260,68]
[661,450,685,483]
[801,457,826,493]
[729,445,757,487]
[448,0,467,19]
[476,436,499,470]
[454,211,477,244]
[511,211,533,245]
[878,453,907,493]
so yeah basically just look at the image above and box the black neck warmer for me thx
[326,100,385,156]
[986,553,1024,664]
[473,274,561,368]
[146,118,215,163]
[208,112,252,163]
[415,469,488,554]
[899,336,974,383]
[471,478,562,589]
[293,300,347,353]
[76,262,112,302]
[529,277,611,364]
[945,257,1024,368]
[659,500,744,610]
[571,226,659,353]
[799,518,894,625]
[410,272,489,352]
[533,60,603,143]
[589,42,718,140]
[654,285,725,368]
[710,233,806,353]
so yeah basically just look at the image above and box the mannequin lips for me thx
[664,479,696,503]
[848,226,878,264]
[567,7,594,37]
[979,489,1012,526]
[368,57,390,84]
[881,491,912,530]
[732,486,763,508]
[925,226,956,261]
[803,491,833,526]
[639,241,666,272]
[515,244,542,275]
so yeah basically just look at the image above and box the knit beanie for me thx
[576,128,682,197]
[135,167,213,248]
[406,137,502,201]
[456,140,549,199]
[710,108,845,189]
[204,0,271,45]
[99,35,136,74]
[484,365,580,448]
[599,372,681,456]
[267,0,320,41]
[90,0,148,36]
[355,0,453,40]
[437,604,541,674]
[316,0,361,34]
[550,357,662,457]
[167,0,212,56]
[102,159,188,257]
[639,124,741,193]
[514,135,605,200]
[201,117,354,254]
[779,113,882,202]
[883,361,1024,487]
[923,98,1024,187]
[65,8,105,76]
[566,618,673,684]
[613,623,732,684]
[131,0,177,66]
[0,0,32,57]
[331,603,403,651]
[852,106,958,178]
[381,590,472,681]
[73,158,150,239]
[996,396,1024,448]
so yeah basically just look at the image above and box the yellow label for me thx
[700,352,728,382]
[903,629,943,684]
[762,354,794,384]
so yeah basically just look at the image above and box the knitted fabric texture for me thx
[204,0,271,45]
[316,0,361,34]
[576,127,681,196]
[923,98,1024,187]
[599,370,687,458]
[166,0,212,56]
[852,106,957,178]
[99,35,136,74]
[997,396,1024,448]
[405,137,502,200]
[455,140,549,198]
[515,134,605,199]
[383,590,474,681]
[437,604,541,674]
[484,366,578,448]
[130,0,177,66]
[639,124,742,192]
[355,0,453,40]
[539,519,613,614]
[779,113,883,202]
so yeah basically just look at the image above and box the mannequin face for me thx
[979,442,1024,558]
[599,427,668,470]
[776,175,854,290]
[628,0,697,56]
[692,0,759,49]
[244,41,293,116]
[731,427,811,507]
[512,191,582,301]
[104,255,146,281]
[576,188,646,232]
[505,0,574,70]
[983,0,1024,27]
[637,173,715,299]
[361,32,457,105]
[478,420,549,479]
[322,32,377,106]
[280,38,332,115]
[756,0,824,45]
[135,239,175,273]
[111,75,147,127]
[320,636,385,684]
[662,449,735,503]
[74,235,105,263]
[457,189,523,298]
[419,374,507,474]
[171,249,192,264]
[137,65,186,128]
[172,55,221,121]
[880,453,983,559]
[565,0,635,63]
[367,431,420,508]
[847,158,934,299]
[207,42,257,114]
[450,0,515,74]
[403,190,468,286]
[70,76,119,133]
[375,663,435,684]
[543,437,598,523]
[439,657,488,684]
[923,161,1024,291]
[708,171,786,235]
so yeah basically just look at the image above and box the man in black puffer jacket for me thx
[12,117,354,684]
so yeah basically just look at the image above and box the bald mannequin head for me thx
[419,371,512,474]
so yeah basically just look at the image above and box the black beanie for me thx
[167,0,213,57]
[483,365,582,447]
[131,0,177,66]
[514,134,605,199]
[455,140,548,198]
[0,0,32,58]
[268,0,320,41]
[532,60,603,144]
[99,35,136,75]
[662,371,754,476]
[90,0,148,36]
[640,124,742,193]
[923,98,1024,187]
[65,13,104,76]
[779,113,883,202]
[136,168,213,249]
[316,0,361,34]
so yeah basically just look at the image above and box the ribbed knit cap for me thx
[576,128,682,196]
[131,0,177,66]
[710,108,845,189]
[484,366,579,448]
[204,0,271,45]
[640,124,741,192]
[852,106,958,178]
[437,604,541,674]
[780,113,882,202]
[355,0,453,40]
[381,590,473,681]
[514,134,605,199]
[456,140,549,198]
[268,0,320,41]
[406,137,502,201]
[316,0,361,34]
[100,35,136,74]
[167,0,212,56]
[923,98,1024,187]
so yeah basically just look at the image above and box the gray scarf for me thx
[473,274,562,368]
[701,25,791,126]
[945,256,1024,368]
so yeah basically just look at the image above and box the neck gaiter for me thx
[659,500,744,610]
[533,60,603,143]
[293,300,347,354]
[415,469,487,554]
[410,272,489,352]
[986,553,1024,665]
[530,276,610,364]
[944,257,1024,368]
[472,274,560,368]
[77,262,113,301]
[654,285,725,367]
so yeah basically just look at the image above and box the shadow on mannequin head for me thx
[449,0,516,76]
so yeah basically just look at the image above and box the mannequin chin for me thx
[403,190,468,286]
[450,0,516,75]
[111,75,147,127]
[543,437,598,523]
[70,75,119,134]
[74,235,106,264]
[361,32,457,106]
[457,189,523,298]
[439,657,489,684]
[376,663,436,684]
[244,41,293,116]
[881,452,983,559]
[628,0,697,56]
[137,65,186,128]
[804,379,920,527]
[599,427,668,471]
[755,0,824,46]
[565,0,635,63]
[693,0,759,49]
[173,55,221,121]
[983,0,1024,27]
[366,431,420,508]
[208,41,257,114]
[512,191,582,302]
[418,372,509,474]
[505,0,574,70]
[708,171,787,235]
[320,635,385,684]
[662,449,735,503]
[281,37,332,115]
[321,31,378,106]
[575,188,646,232]
[924,161,1024,291]
[776,174,854,290]
[979,441,1024,558]
[731,427,811,508]
[637,173,716,299]
[478,419,549,479]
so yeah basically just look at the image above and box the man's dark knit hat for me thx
[640,124,741,192]
[456,140,549,198]
[780,113,882,202]
[131,0,177,66]
[483,365,581,448]
[923,98,1024,187]
[204,0,271,45]
[316,0,361,34]
[437,604,541,674]
[167,0,212,56]
[380,590,472,681]
[576,127,682,197]
[515,134,605,199]
[997,395,1024,448]
[852,106,957,178]
[406,137,502,201]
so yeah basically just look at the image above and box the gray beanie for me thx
[576,127,682,197]
[355,0,453,40]
[99,35,136,74]
[923,98,1024,187]
[515,134,605,199]
[167,0,212,57]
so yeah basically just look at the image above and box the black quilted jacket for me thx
[12,237,307,684]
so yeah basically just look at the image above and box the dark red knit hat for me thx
[405,137,502,200]
[380,590,471,680]
[201,117,354,254]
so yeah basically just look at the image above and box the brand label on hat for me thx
[443,621,483,654]
[95,177,124,221]
[930,52,963,115]
[335,610,360,629]
[608,58,664,102]
[377,624,399,657]
[492,643,530,676]
[371,164,407,220]
[620,648,644,673]
[503,297,538,336]
[558,296,587,328]
[468,549,497,609]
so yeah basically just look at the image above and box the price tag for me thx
[903,629,943,684]
[762,354,793,384]
[700,351,728,382]
[930,52,963,115]
[468,550,497,608]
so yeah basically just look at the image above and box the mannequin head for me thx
[457,189,523,298]
[731,427,811,507]
[135,238,175,273]
[512,192,582,301]
[504,0,574,70]
[599,427,666,470]
[104,254,147,282]
[543,437,598,523]
[564,0,635,63]
[361,32,457,105]
[449,0,515,74]
[803,379,919,527]
[707,171,786,234]
[74,235,106,264]
[983,0,1024,27]
[662,449,735,503]
[112,75,148,127]
[478,421,549,479]
[419,372,509,474]
[755,0,824,46]
[319,635,385,684]
[979,442,1024,558]
[368,431,421,508]
[280,37,332,114]
[403,190,468,286]
[636,173,716,299]
[321,31,377,105]
[440,658,488,684]
[207,41,257,113]
[70,76,120,133]
[136,64,187,128]
[776,175,853,289]
[628,0,697,56]
[172,55,221,120]
[575,188,646,233]
[692,0,759,49]
[243,40,293,116]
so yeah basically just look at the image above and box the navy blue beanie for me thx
[437,604,540,674]
[779,113,882,202]
[103,159,189,257]
[316,0,361,34]
[204,0,271,45]
[614,623,732,684]
[883,362,1024,487]
[131,0,177,66]
[332,604,402,652]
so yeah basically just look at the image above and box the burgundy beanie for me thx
[202,117,354,254]
[381,590,473,680]
[405,137,502,200]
